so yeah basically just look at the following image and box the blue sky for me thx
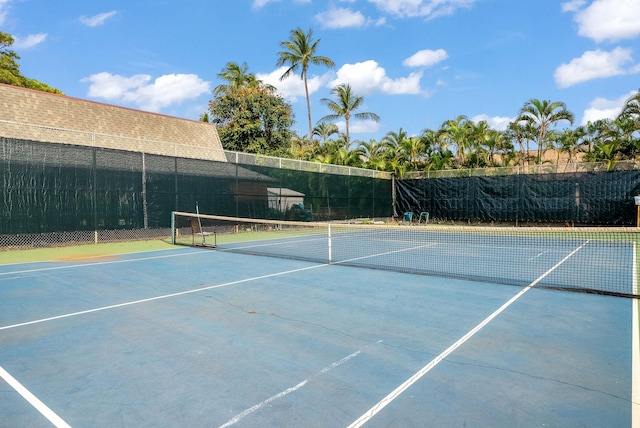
[3,0,640,143]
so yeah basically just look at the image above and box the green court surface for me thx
[0,240,173,265]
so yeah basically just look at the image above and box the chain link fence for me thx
[1,134,392,251]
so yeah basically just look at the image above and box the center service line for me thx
[218,348,373,428]
[347,241,589,428]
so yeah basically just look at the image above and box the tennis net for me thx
[171,211,639,298]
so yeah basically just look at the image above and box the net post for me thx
[328,224,332,264]
[634,241,638,296]
[170,211,176,245]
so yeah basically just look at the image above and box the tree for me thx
[277,28,334,144]
[517,99,574,164]
[581,119,609,155]
[438,115,470,167]
[479,128,512,167]
[381,128,408,150]
[0,31,62,94]
[604,116,638,159]
[618,89,640,120]
[505,120,536,167]
[399,136,425,170]
[208,86,294,155]
[466,120,492,167]
[616,90,640,152]
[289,134,319,160]
[214,62,267,97]
[357,139,388,170]
[592,141,621,171]
[557,128,581,170]
[313,122,339,144]
[319,83,380,149]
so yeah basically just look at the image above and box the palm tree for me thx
[615,91,640,155]
[506,120,537,167]
[585,119,611,155]
[384,144,409,177]
[319,83,380,149]
[313,122,339,144]
[467,120,492,167]
[604,115,638,159]
[214,62,263,97]
[618,89,640,119]
[593,141,621,171]
[277,28,335,143]
[517,99,574,164]
[557,128,581,170]
[382,128,409,149]
[399,136,426,170]
[357,139,388,170]
[438,115,470,167]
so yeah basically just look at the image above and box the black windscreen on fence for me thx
[395,171,640,225]
[0,138,393,234]
[4,137,640,235]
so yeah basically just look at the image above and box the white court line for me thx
[0,247,183,268]
[219,348,372,428]
[529,249,551,261]
[333,242,439,265]
[347,241,590,428]
[632,242,639,428]
[0,262,332,426]
[0,241,436,332]
[0,365,71,428]
[0,263,327,331]
[633,300,639,428]
[0,250,198,277]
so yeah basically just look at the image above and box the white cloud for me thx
[373,17,387,26]
[0,0,11,26]
[560,0,586,13]
[367,0,476,20]
[79,10,118,27]
[471,114,514,132]
[568,0,640,42]
[331,119,381,136]
[252,0,309,9]
[252,0,278,8]
[315,7,367,29]
[554,47,638,88]
[256,66,328,102]
[81,72,210,112]
[403,49,448,67]
[350,119,381,134]
[329,60,423,95]
[581,91,635,125]
[13,33,47,49]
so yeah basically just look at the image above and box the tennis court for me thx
[0,221,638,427]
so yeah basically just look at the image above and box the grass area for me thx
[0,239,176,265]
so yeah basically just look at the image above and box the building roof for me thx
[0,83,225,161]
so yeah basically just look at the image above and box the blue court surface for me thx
[0,246,638,427]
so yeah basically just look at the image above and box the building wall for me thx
[0,83,225,161]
